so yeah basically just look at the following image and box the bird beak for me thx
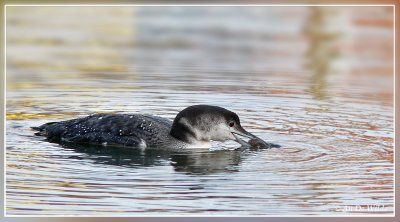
[231,126,260,146]
[231,125,281,149]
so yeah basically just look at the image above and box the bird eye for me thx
[229,121,235,127]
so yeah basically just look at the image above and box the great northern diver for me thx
[32,105,277,149]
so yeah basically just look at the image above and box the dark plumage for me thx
[33,114,173,148]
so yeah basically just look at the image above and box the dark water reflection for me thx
[58,142,244,175]
[6,6,393,215]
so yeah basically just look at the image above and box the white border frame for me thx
[3,4,396,218]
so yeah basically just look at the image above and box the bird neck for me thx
[170,120,197,144]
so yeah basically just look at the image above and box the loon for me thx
[32,105,277,149]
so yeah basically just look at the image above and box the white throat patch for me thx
[179,117,233,143]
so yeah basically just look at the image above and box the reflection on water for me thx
[58,142,244,175]
[304,7,342,100]
[6,6,393,215]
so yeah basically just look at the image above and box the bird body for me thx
[33,105,275,149]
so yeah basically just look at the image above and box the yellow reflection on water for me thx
[6,112,79,120]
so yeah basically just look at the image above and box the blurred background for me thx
[5,6,394,216]
[6,6,393,104]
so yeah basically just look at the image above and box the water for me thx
[6,6,394,215]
